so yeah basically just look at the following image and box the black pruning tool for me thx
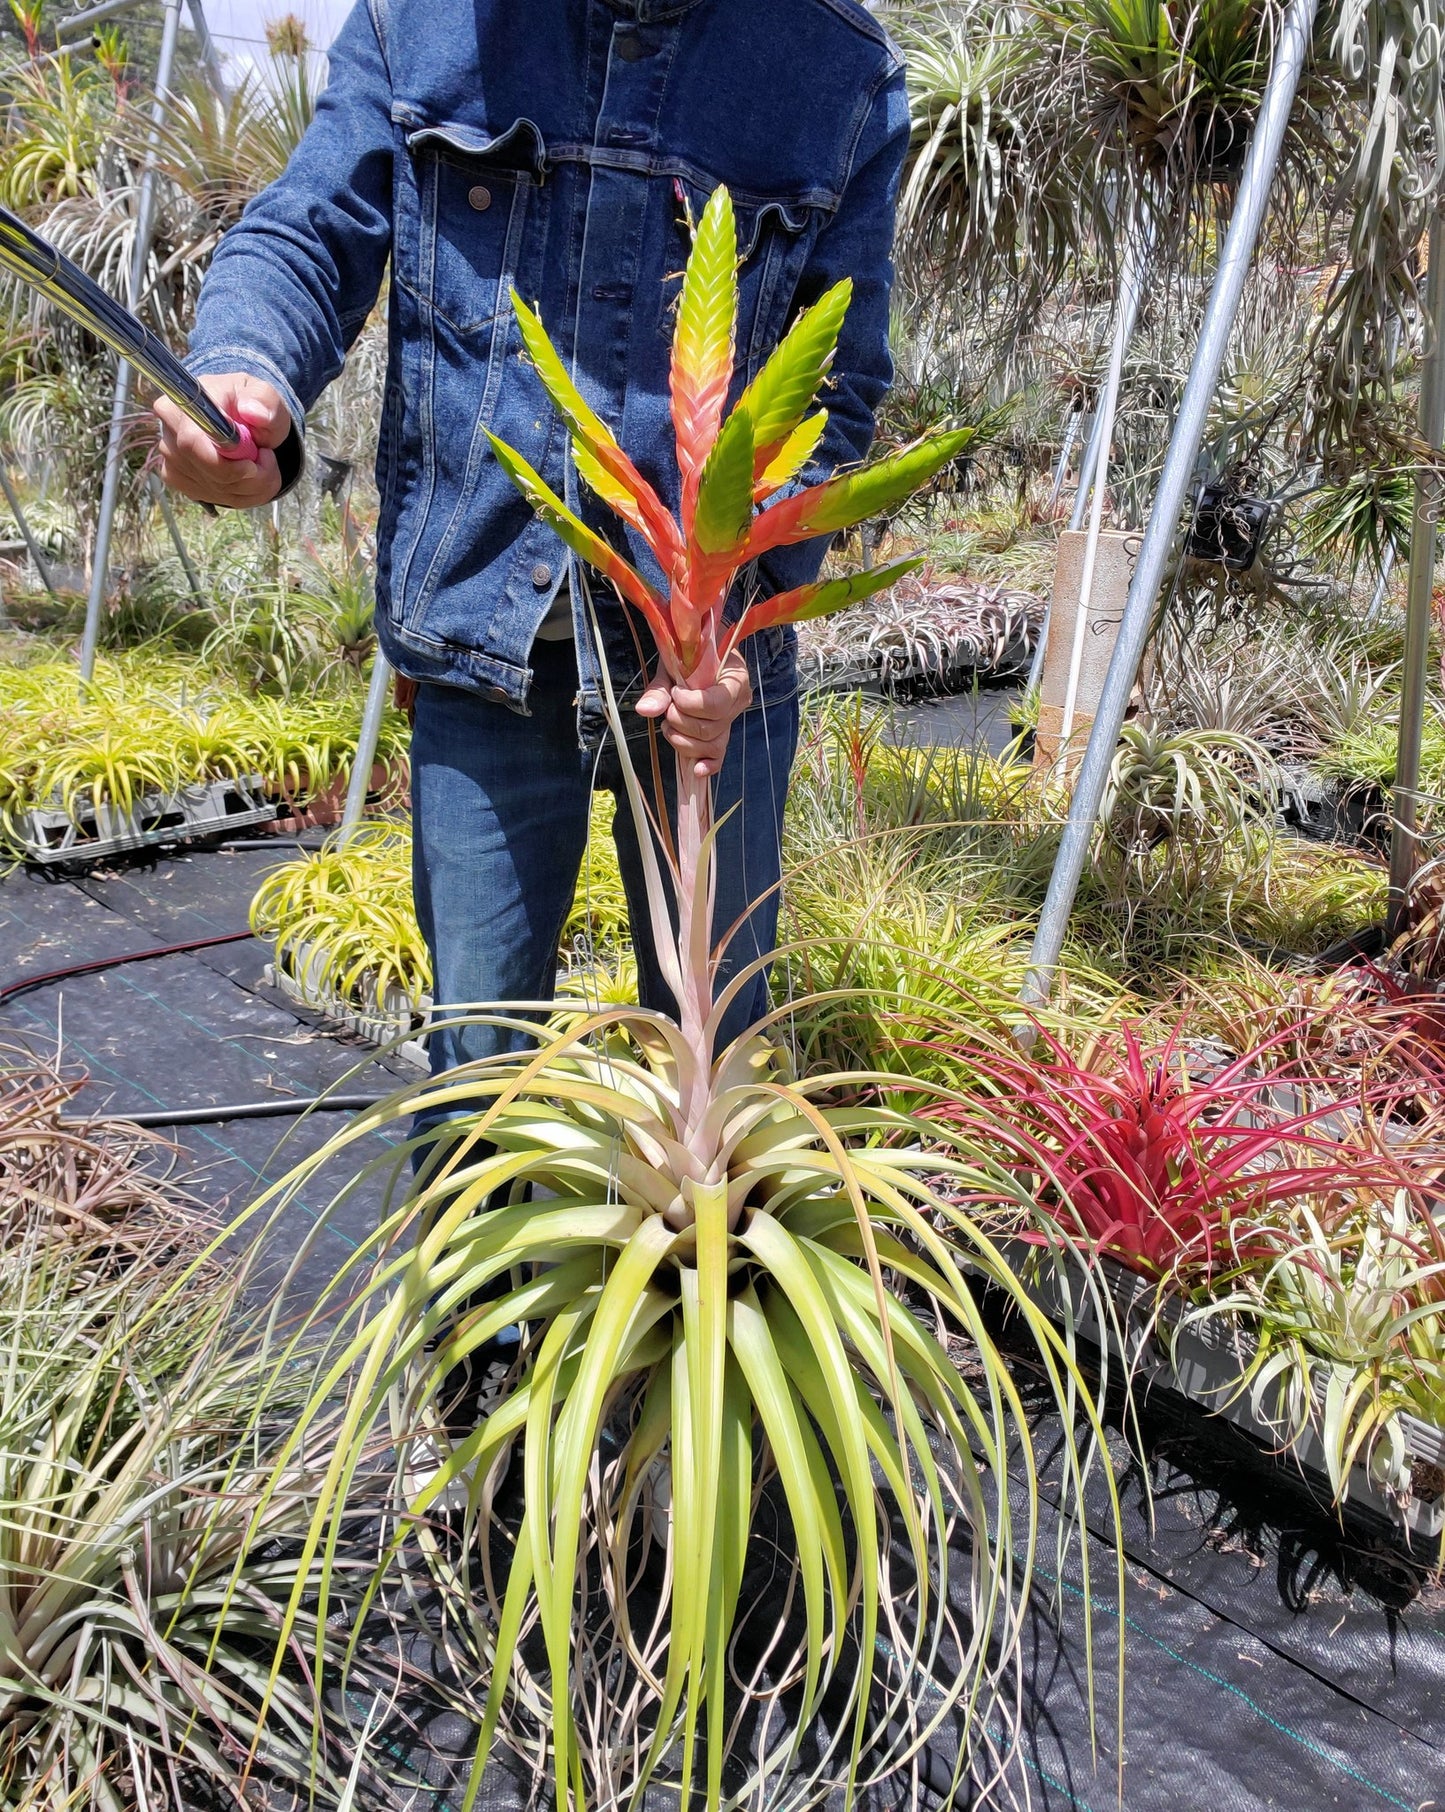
[0,203,259,464]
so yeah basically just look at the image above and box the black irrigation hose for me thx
[80,1094,390,1129]
[7,921,396,1128]
[0,930,256,1007]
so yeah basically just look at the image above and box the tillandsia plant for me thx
[0,1050,376,1812]
[929,1017,1416,1288]
[1186,1191,1445,1501]
[243,188,1120,1812]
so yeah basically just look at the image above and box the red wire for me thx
[0,931,254,1006]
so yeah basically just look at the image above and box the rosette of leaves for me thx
[1186,1191,1445,1499]
[244,188,1120,1811]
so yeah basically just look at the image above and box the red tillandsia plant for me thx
[931,1019,1417,1287]
[486,185,972,1121]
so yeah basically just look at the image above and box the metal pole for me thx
[78,0,183,682]
[1386,206,1445,940]
[1026,246,1152,694]
[1069,411,1105,533]
[1060,222,1147,743]
[1365,314,1407,624]
[148,473,204,600]
[0,459,58,596]
[1367,541,1398,621]
[54,0,147,38]
[185,0,229,98]
[1020,0,1319,1010]
[1047,410,1083,513]
[340,651,393,838]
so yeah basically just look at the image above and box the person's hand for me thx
[635,646,753,778]
[153,373,290,509]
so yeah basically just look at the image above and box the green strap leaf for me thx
[757,409,827,496]
[513,290,617,454]
[692,403,756,556]
[513,287,682,566]
[738,278,852,461]
[484,431,672,635]
[749,427,977,553]
[731,556,923,645]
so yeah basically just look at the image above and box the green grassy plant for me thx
[0,650,408,843]
[249,800,629,1012]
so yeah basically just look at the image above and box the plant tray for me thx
[19,775,276,865]
[263,939,431,1068]
[998,1240,1445,1545]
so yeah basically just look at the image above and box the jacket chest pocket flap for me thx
[395,116,546,341]
[675,180,829,375]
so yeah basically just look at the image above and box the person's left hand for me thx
[635,647,753,777]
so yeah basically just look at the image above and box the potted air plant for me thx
[240,189,1119,1812]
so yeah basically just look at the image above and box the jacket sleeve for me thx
[755,58,910,599]
[186,0,394,439]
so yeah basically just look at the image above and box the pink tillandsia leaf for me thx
[930,1019,1420,1287]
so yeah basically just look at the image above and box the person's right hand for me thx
[153,373,290,509]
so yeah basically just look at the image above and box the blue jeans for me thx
[410,635,799,1086]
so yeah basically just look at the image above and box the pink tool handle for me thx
[217,418,259,462]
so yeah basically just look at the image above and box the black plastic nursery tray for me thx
[998,1239,1445,1547]
[18,773,276,865]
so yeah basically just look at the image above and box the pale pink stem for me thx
[673,648,722,1138]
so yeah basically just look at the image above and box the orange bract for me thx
[493,184,975,686]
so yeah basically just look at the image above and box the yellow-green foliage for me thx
[249,798,630,1008]
[241,694,1385,1042]
[1318,704,1445,814]
[0,651,409,841]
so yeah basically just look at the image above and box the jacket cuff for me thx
[184,346,308,499]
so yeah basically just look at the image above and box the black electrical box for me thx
[1186,483,1271,572]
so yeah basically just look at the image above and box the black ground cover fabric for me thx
[2,844,1443,1809]
[0,842,415,1296]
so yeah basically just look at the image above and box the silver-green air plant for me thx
[242,188,1120,1810]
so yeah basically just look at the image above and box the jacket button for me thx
[468,184,492,212]
[531,562,553,587]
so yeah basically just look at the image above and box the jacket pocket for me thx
[676,180,828,383]
[395,116,544,341]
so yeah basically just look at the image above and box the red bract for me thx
[931,1021,1411,1285]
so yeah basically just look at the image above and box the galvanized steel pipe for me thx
[1021,0,1321,1009]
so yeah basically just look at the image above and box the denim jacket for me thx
[188,0,907,739]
